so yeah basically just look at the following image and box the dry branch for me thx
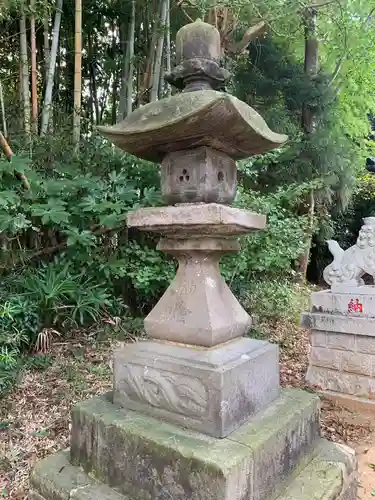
[0,132,30,190]
[227,20,267,54]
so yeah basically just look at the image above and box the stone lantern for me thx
[30,19,357,500]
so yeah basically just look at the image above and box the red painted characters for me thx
[347,298,363,313]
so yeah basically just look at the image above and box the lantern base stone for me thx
[113,337,280,438]
[29,389,357,500]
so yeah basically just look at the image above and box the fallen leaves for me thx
[0,334,115,499]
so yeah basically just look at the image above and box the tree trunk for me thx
[117,0,135,121]
[158,58,165,100]
[302,7,319,134]
[40,0,63,136]
[126,0,135,116]
[117,21,129,121]
[63,14,75,114]
[19,0,31,137]
[43,18,50,80]
[165,0,171,97]
[296,7,319,280]
[73,0,82,147]
[141,28,158,105]
[150,0,167,102]
[0,80,7,138]
[111,28,118,125]
[87,32,100,124]
[30,0,38,134]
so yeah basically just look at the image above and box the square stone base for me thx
[303,312,375,404]
[69,389,320,500]
[30,389,357,500]
[113,337,280,438]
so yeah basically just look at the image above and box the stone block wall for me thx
[307,328,375,407]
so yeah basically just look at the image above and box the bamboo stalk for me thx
[19,0,31,136]
[30,0,38,133]
[40,0,63,136]
[73,0,82,146]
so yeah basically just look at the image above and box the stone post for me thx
[304,216,375,412]
[30,19,358,500]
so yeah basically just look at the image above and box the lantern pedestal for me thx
[30,389,357,500]
[112,337,280,438]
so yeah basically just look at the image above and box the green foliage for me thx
[0,133,168,395]
[309,174,375,282]
[25,354,54,371]
[221,181,310,295]
[244,279,311,323]
[0,295,40,395]
[234,35,361,212]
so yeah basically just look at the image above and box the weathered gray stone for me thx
[311,289,375,317]
[323,217,375,289]
[127,204,265,348]
[29,436,357,500]
[113,337,280,437]
[161,147,237,205]
[165,19,230,92]
[306,365,375,399]
[310,346,343,370]
[30,450,128,500]
[127,203,266,236]
[310,345,375,376]
[307,220,375,408]
[338,478,358,500]
[69,389,320,500]
[32,14,355,500]
[326,332,356,351]
[143,238,253,347]
[310,331,327,347]
[97,93,288,163]
[230,391,320,500]
[302,311,375,336]
[317,440,357,477]
[276,441,357,500]
[317,389,375,413]
[356,334,375,354]
[341,350,373,376]
[305,307,375,406]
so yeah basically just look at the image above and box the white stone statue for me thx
[323,217,375,288]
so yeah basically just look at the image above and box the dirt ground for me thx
[356,428,375,499]
[0,325,374,498]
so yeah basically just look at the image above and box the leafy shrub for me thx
[0,295,41,395]
[221,180,310,301]
[11,261,115,328]
[243,279,311,324]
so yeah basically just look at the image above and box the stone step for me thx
[275,440,357,500]
[30,450,129,500]
[69,388,320,500]
[29,439,357,500]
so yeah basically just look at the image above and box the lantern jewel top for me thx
[98,19,287,162]
[164,18,230,91]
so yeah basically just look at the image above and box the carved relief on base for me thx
[323,217,375,288]
[116,363,209,418]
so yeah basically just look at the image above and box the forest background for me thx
[0,0,375,395]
